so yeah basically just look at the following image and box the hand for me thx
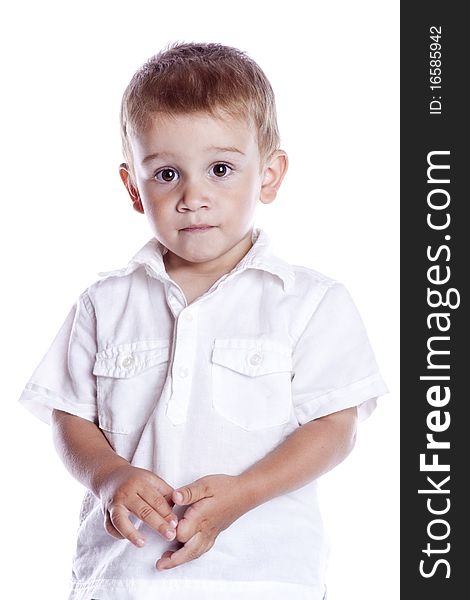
[98,464,179,547]
[156,474,251,570]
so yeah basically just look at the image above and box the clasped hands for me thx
[99,466,252,571]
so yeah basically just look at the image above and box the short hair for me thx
[120,42,280,179]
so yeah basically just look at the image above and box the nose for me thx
[177,178,210,212]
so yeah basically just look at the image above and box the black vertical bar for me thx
[401,2,468,597]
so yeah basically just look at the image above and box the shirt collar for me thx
[99,228,295,292]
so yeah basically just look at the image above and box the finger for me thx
[126,496,177,541]
[163,492,175,509]
[175,503,207,543]
[156,532,213,570]
[108,505,146,548]
[173,479,212,506]
[104,511,125,540]
[140,490,179,527]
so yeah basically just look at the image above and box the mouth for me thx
[180,225,215,232]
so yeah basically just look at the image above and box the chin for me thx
[185,251,220,263]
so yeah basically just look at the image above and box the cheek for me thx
[227,178,260,202]
[149,205,172,231]
[240,176,262,201]
[140,199,166,233]
[142,192,169,219]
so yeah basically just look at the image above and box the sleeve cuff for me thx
[293,373,389,425]
[19,383,98,425]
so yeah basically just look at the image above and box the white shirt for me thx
[19,228,387,600]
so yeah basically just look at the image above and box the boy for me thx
[19,42,387,600]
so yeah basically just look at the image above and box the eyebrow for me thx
[204,145,246,155]
[141,146,245,165]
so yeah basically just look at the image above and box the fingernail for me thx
[135,538,145,548]
[165,530,176,540]
[174,491,183,503]
[170,519,178,528]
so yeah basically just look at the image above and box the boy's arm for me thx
[156,406,357,570]
[239,405,357,505]
[51,410,179,546]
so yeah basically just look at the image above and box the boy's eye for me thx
[210,163,232,177]
[155,168,179,183]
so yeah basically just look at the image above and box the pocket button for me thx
[249,352,263,366]
[122,355,135,369]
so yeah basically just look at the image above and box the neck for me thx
[163,233,253,278]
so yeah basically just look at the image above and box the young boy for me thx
[19,42,387,600]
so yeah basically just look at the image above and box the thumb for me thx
[172,480,208,506]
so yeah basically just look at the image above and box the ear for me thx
[259,150,289,205]
[119,163,144,214]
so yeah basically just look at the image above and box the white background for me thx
[1,1,399,598]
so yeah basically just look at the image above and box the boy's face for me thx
[121,112,287,273]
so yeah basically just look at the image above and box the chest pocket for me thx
[211,338,293,431]
[93,340,170,434]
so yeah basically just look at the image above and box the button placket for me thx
[178,366,189,379]
[182,311,193,323]
[166,306,199,425]
[167,286,186,318]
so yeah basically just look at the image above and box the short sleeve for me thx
[291,283,388,424]
[19,292,98,425]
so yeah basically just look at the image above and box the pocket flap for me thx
[93,340,170,379]
[212,338,292,377]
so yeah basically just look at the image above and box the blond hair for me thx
[120,42,280,179]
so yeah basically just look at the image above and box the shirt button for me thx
[122,355,135,369]
[249,353,263,366]
[179,366,189,379]
[183,311,193,322]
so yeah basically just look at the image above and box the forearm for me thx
[239,406,358,510]
[51,409,129,497]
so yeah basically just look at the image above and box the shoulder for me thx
[290,262,338,289]
[274,254,340,300]
[79,237,164,302]
[254,229,338,298]
[290,265,354,324]
[79,264,150,308]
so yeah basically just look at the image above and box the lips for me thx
[180,225,215,231]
